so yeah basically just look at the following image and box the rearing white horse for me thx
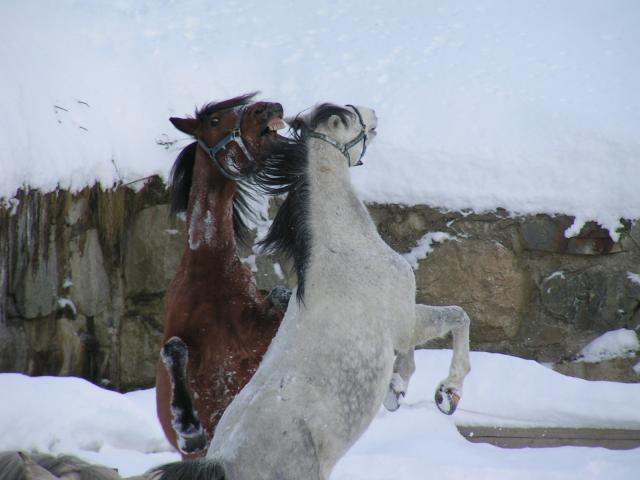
[154,104,470,480]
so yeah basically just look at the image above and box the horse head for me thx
[170,93,286,181]
[290,104,378,167]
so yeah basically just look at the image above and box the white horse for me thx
[153,104,470,480]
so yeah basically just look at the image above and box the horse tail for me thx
[0,451,123,480]
[150,459,226,480]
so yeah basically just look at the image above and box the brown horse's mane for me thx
[168,94,259,244]
[169,140,259,245]
[255,104,354,302]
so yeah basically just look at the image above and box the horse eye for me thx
[210,117,220,127]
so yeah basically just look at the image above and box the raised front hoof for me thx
[161,337,188,365]
[266,286,292,310]
[435,384,460,415]
[177,426,208,455]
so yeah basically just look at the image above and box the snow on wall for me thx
[1,0,639,238]
[575,328,640,363]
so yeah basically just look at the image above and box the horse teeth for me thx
[267,119,286,131]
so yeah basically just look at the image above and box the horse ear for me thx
[170,117,199,136]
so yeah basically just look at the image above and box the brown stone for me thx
[68,230,110,317]
[124,205,185,296]
[415,239,528,342]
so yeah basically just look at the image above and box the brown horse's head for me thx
[169,93,285,180]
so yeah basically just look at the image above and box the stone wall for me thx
[1,179,639,391]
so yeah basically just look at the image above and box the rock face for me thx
[1,181,639,389]
[415,239,527,343]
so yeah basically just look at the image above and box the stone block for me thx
[118,313,163,390]
[124,205,184,296]
[541,267,640,332]
[69,229,110,317]
[553,357,640,383]
[415,239,527,342]
[520,215,572,252]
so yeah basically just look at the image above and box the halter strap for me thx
[197,106,256,181]
[306,105,368,167]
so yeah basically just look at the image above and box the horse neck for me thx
[307,139,378,246]
[185,152,238,256]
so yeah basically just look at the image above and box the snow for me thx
[575,328,640,363]
[627,271,640,286]
[273,262,285,279]
[240,254,258,273]
[544,271,566,282]
[1,1,640,240]
[403,231,456,269]
[2,350,640,479]
[0,374,177,476]
[56,297,77,315]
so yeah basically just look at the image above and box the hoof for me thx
[383,373,406,412]
[267,286,292,310]
[435,384,460,415]
[163,336,188,358]
[177,425,208,454]
[383,388,403,412]
[161,337,188,369]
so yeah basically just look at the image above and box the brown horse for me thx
[156,94,298,459]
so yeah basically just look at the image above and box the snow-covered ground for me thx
[1,1,640,238]
[2,350,640,479]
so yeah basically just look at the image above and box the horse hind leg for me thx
[413,304,471,415]
[383,350,415,412]
[161,336,208,454]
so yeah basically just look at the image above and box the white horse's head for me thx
[292,104,378,167]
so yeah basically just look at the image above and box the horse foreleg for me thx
[160,336,208,454]
[266,285,292,311]
[413,304,471,415]
[383,349,415,412]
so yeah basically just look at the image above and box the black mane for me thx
[168,93,259,244]
[255,104,353,302]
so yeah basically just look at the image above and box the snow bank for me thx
[2,351,640,478]
[335,350,640,479]
[408,350,640,429]
[1,0,639,238]
[0,374,177,476]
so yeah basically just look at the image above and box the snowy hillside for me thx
[1,0,639,237]
[2,351,640,479]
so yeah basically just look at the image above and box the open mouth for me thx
[261,116,286,138]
